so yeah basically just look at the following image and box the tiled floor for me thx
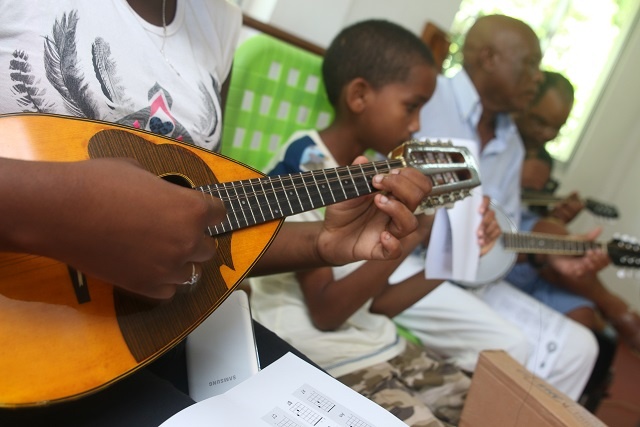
[595,342,640,426]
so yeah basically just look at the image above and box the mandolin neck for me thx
[502,232,606,256]
[521,192,578,206]
[203,159,404,235]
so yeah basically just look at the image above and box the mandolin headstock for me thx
[585,198,620,220]
[608,235,640,278]
[388,138,481,212]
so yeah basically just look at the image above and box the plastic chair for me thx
[221,33,334,172]
[395,322,423,346]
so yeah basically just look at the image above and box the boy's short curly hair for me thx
[322,19,435,106]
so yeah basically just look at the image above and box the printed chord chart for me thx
[262,384,374,427]
[262,407,306,427]
[342,416,370,427]
[159,353,408,427]
[289,402,324,424]
[297,388,335,413]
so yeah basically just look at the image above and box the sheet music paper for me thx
[160,352,408,427]
[424,208,455,279]
[426,138,483,282]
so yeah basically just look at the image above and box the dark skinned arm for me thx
[253,165,431,276]
[296,214,433,331]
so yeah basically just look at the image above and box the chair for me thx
[420,21,451,74]
[221,33,334,173]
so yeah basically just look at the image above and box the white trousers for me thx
[394,281,598,400]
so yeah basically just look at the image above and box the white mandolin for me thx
[460,204,640,286]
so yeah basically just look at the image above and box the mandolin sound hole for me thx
[160,173,193,189]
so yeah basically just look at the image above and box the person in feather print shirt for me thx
[0,0,431,314]
[0,1,432,426]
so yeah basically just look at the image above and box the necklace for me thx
[160,0,181,76]
[160,0,168,56]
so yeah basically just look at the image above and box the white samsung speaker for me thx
[186,290,260,401]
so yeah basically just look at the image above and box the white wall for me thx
[244,0,461,47]
[341,1,460,39]
[556,12,640,310]
[269,0,353,47]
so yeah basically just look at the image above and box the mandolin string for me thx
[199,159,469,202]
[198,161,395,233]
[201,168,469,223]
[200,145,476,234]
[199,160,401,196]
[201,170,382,207]
[505,232,606,255]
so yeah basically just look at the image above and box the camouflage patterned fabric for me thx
[337,342,470,427]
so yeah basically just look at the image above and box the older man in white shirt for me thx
[394,14,600,400]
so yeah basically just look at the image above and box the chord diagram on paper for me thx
[289,402,324,424]
[262,384,374,427]
[262,407,309,427]
[297,388,335,413]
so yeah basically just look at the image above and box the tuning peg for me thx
[617,268,636,279]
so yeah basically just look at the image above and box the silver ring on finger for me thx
[182,263,201,286]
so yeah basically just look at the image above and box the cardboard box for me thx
[460,350,607,427]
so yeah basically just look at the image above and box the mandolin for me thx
[464,205,640,286]
[521,190,619,220]
[0,113,480,407]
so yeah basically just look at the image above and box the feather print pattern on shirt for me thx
[6,8,220,147]
[9,50,56,113]
[43,10,100,118]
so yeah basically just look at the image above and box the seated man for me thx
[394,15,603,401]
[509,70,640,352]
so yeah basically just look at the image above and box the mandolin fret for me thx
[304,169,332,209]
[239,179,258,226]
[221,181,244,230]
[353,164,375,196]
[268,175,297,217]
[204,159,400,235]
[296,172,318,211]
[503,232,605,255]
[319,168,336,204]
[324,168,346,202]
[245,178,268,225]
[264,177,286,219]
